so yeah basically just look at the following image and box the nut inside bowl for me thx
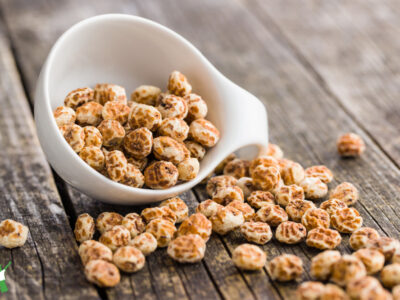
[34,14,269,205]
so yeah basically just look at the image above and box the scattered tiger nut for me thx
[331,207,363,233]
[76,102,103,126]
[0,219,29,249]
[381,264,400,288]
[128,103,162,131]
[79,146,105,171]
[102,101,130,124]
[64,87,94,109]
[54,106,76,127]
[158,117,189,142]
[153,136,190,165]
[144,161,179,189]
[214,153,236,174]
[184,141,206,160]
[156,94,188,119]
[127,157,148,171]
[130,232,157,255]
[212,186,244,206]
[123,127,153,159]
[223,159,250,179]
[321,284,348,300]
[346,276,385,300]
[268,254,303,282]
[320,198,347,216]
[145,218,176,247]
[337,133,365,157]
[285,199,316,222]
[247,191,275,209]
[206,175,237,197]
[236,177,256,199]
[353,248,385,275]
[105,150,128,182]
[168,70,192,97]
[300,177,328,200]
[99,225,130,251]
[196,200,223,218]
[331,255,367,286]
[141,206,177,224]
[232,244,266,271]
[240,221,272,245]
[121,213,145,238]
[159,197,189,223]
[94,83,127,105]
[249,156,280,177]
[167,234,206,263]
[97,119,125,147]
[131,85,161,106]
[121,163,145,188]
[306,227,342,250]
[84,259,120,288]
[349,227,380,251]
[177,213,212,241]
[252,166,281,191]
[113,246,145,273]
[63,123,85,152]
[74,213,95,243]
[184,93,208,123]
[96,212,123,234]
[310,250,341,280]
[189,119,220,147]
[265,143,284,159]
[255,205,288,227]
[78,240,113,265]
[305,165,333,183]
[177,158,200,181]
[301,208,330,231]
[281,162,305,185]
[330,182,359,206]
[296,281,325,300]
[210,206,244,235]
[367,237,400,261]
[83,126,103,148]
[227,200,255,221]
[275,184,304,207]
[275,221,307,244]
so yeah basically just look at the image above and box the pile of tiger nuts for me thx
[54,71,220,189]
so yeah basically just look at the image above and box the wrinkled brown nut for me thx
[184,93,208,123]
[128,103,162,131]
[167,234,206,263]
[178,158,200,181]
[275,221,307,244]
[78,240,113,265]
[159,197,189,223]
[227,201,255,221]
[223,159,250,179]
[105,150,128,182]
[97,119,125,147]
[206,175,237,197]
[305,165,333,183]
[249,155,280,177]
[232,244,266,271]
[130,232,157,255]
[131,85,161,106]
[281,162,305,185]
[247,189,275,209]
[310,250,341,280]
[76,102,103,126]
[255,205,288,227]
[306,227,342,250]
[353,248,385,275]
[121,163,145,188]
[301,208,330,231]
[236,177,256,199]
[84,259,120,287]
[83,126,103,148]
[275,184,304,207]
[0,219,29,248]
[189,119,220,147]
[212,186,244,205]
[54,106,76,126]
[349,227,380,251]
[331,207,363,233]
[168,71,192,97]
[141,206,177,224]
[240,221,272,245]
[123,127,153,159]
[177,213,212,241]
[145,218,176,247]
[184,141,206,160]
[99,225,130,251]
[144,161,179,189]
[330,182,359,206]
[337,133,365,157]
[127,157,148,171]
[346,276,385,300]
[300,177,328,200]
[265,143,284,159]
[321,284,348,300]
[64,87,94,109]
[96,212,123,234]
[268,254,303,282]
[113,246,145,273]
[158,117,189,142]
[210,206,244,235]
[156,94,188,119]
[63,123,85,152]
[285,199,316,222]
[74,213,95,243]
[214,153,236,174]
[331,255,366,286]
[320,198,347,216]
[296,281,325,300]
[102,101,130,124]
[94,83,127,105]
[252,166,281,191]
[195,200,223,218]
[80,146,105,171]
[367,237,400,261]
[153,136,190,165]
[381,264,400,288]
[121,213,145,238]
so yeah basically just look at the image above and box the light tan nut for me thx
[64,87,94,109]
[76,102,103,126]
[321,284,348,300]
[349,227,380,251]
[214,153,236,174]
[331,254,366,286]
[240,221,272,245]
[105,150,128,182]
[268,254,303,282]
[94,83,127,105]
[159,197,189,223]
[130,232,157,255]
[337,133,365,157]
[189,119,220,147]
[145,218,176,247]
[0,219,29,248]
[97,119,125,147]
[300,177,328,200]
[177,158,200,181]
[223,159,250,179]
[296,281,325,300]
[281,162,305,185]
[353,248,385,275]
[123,127,153,159]
[227,200,255,221]
[63,124,85,153]
[84,259,120,287]
[247,191,275,209]
[210,206,244,235]
[131,85,161,106]
[141,206,177,224]
[156,94,188,119]
[144,161,179,189]
[232,244,266,271]
[78,240,113,265]
[196,200,223,218]
[102,101,130,124]
[206,175,237,197]
[236,177,256,199]
[212,186,244,206]
[310,250,341,280]
[79,146,105,171]
[177,213,212,241]
[121,163,145,188]
[128,103,162,131]
[121,213,145,238]
[330,207,363,233]
[286,199,316,222]
[153,136,190,165]
[255,205,288,227]
[168,71,192,97]
[184,93,208,123]
[394,285,400,300]
[54,106,76,126]
[249,155,280,177]
[275,221,307,244]
[306,227,342,250]
[320,198,347,216]
[252,166,281,191]
[96,212,123,234]
[275,184,304,207]
[346,276,385,300]
[158,117,189,142]
[99,225,130,251]
[330,182,359,206]
[113,246,145,273]
[83,126,103,148]
[265,143,284,159]
[381,263,400,288]
[127,157,148,171]
[74,213,95,243]
[167,234,206,263]
[305,165,333,183]
[301,208,330,231]
[367,237,400,261]
[184,141,206,160]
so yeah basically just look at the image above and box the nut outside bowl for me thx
[34,14,268,205]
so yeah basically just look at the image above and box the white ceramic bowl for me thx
[34,14,268,205]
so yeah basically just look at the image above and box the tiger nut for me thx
[54,106,76,126]
[0,219,29,249]
[102,101,130,124]
[196,200,223,218]
[177,158,200,181]
[64,87,94,109]
[330,182,359,206]
[300,177,328,200]
[144,161,179,189]
[78,240,113,265]
[121,213,145,238]
[281,162,305,185]
[63,123,85,152]
[74,213,95,243]
[381,264,400,288]
[212,186,244,206]
[353,248,385,275]
[156,94,188,119]
[128,103,162,131]
[97,119,125,147]
[184,93,208,123]
[301,208,330,231]
[337,133,365,157]
[310,250,341,280]
[321,284,348,300]
[141,206,177,224]
[105,150,128,182]
[320,198,347,216]
[158,117,189,142]
[330,255,367,286]
[265,143,284,159]
[84,259,120,287]
[268,254,303,282]
[206,175,237,197]
[330,207,363,233]
[306,227,342,250]
[305,165,333,183]
[130,232,157,255]
[255,205,288,227]
[367,237,400,261]
[145,218,176,247]
[80,146,105,171]
[232,244,266,271]
[227,200,255,221]
[285,199,316,222]
[153,136,190,165]
[83,126,103,148]
[184,141,206,160]
[177,213,212,241]
[349,227,380,251]
[275,184,304,207]
[296,281,325,300]
[76,101,103,126]
[247,191,275,209]
[94,83,127,105]
[96,212,123,234]
[240,221,272,245]
[121,163,145,188]
[214,153,236,174]
[131,85,161,106]
[123,128,153,159]
[113,246,145,273]
[275,221,307,244]
[346,276,384,300]
[210,206,244,235]
[168,70,192,97]
[223,159,250,179]
[167,234,206,263]
[99,225,130,251]
[249,156,280,177]
[252,166,281,191]
[189,119,220,147]
[236,177,256,199]
[159,197,189,223]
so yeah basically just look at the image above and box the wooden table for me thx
[1,0,400,299]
